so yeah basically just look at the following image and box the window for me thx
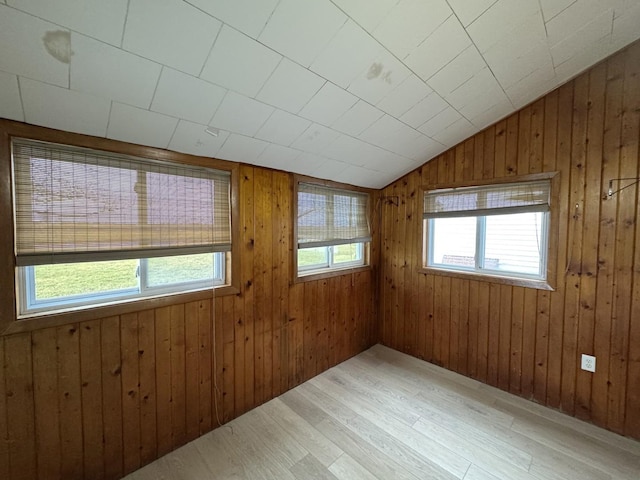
[12,138,232,317]
[423,176,553,288]
[295,180,371,279]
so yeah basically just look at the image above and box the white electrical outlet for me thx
[581,354,596,372]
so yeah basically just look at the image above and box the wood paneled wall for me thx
[380,41,640,440]
[0,162,379,479]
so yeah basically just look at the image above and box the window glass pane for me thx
[145,252,219,287]
[333,243,363,265]
[484,212,544,275]
[430,217,476,268]
[298,246,329,269]
[21,252,228,316]
[32,259,138,300]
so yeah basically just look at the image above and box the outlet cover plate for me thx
[581,354,596,372]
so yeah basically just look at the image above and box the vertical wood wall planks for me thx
[0,131,380,480]
[316,279,329,373]
[197,299,212,436]
[137,309,157,466]
[100,316,123,480]
[221,295,235,423]
[592,47,623,428]
[120,313,141,475]
[303,281,317,382]
[169,304,187,448]
[575,61,607,420]
[625,44,640,439]
[32,328,61,479]
[253,168,273,406]
[79,319,105,479]
[395,178,408,357]
[56,324,83,478]
[404,171,419,359]
[609,40,640,434]
[4,333,36,480]
[379,41,640,442]
[274,172,291,396]
[0,338,9,479]
[154,307,172,458]
[535,92,557,404]
[184,301,201,443]
[240,165,255,415]
[328,277,340,366]
[288,282,304,389]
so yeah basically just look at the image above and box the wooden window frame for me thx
[0,119,240,335]
[419,172,560,291]
[293,175,373,283]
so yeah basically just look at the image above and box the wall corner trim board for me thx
[0,41,639,480]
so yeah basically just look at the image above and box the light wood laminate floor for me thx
[125,345,640,480]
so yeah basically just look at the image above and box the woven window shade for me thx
[297,183,370,248]
[424,180,550,219]
[13,138,231,266]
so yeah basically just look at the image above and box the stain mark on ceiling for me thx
[367,63,383,80]
[43,30,72,64]
[366,62,393,84]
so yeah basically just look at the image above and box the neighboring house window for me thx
[13,138,232,317]
[295,180,371,279]
[423,176,553,288]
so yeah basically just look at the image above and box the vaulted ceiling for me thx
[1,0,639,188]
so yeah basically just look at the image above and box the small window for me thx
[12,138,232,317]
[423,177,553,287]
[295,180,371,279]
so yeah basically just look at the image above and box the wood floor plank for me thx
[290,454,339,480]
[220,412,300,480]
[239,408,309,468]
[279,389,330,427]
[123,345,640,480]
[156,443,215,480]
[316,417,422,480]
[328,453,378,480]
[261,399,343,467]
[528,456,611,480]
[327,366,420,426]
[199,414,297,480]
[507,407,639,479]
[375,362,515,429]
[309,376,467,479]
[412,418,537,480]
[464,465,502,480]
[193,428,249,478]
[476,380,640,455]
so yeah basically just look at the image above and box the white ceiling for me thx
[1,0,639,188]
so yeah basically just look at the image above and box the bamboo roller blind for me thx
[297,182,371,248]
[424,180,551,219]
[12,138,231,266]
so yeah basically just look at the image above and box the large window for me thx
[295,180,371,279]
[12,138,232,317]
[423,176,554,288]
